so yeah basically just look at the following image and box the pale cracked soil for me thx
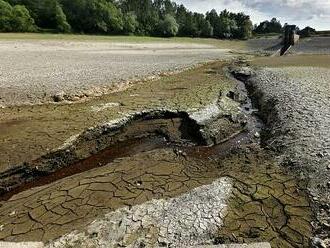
[0,40,234,107]
[240,57,330,246]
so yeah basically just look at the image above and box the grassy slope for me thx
[252,54,330,69]
[0,32,246,49]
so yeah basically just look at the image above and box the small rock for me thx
[316,153,324,158]
[71,96,81,102]
[312,237,327,248]
[254,132,261,138]
[322,221,330,229]
[9,210,16,217]
[52,93,65,102]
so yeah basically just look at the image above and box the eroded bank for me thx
[0,60,314,247]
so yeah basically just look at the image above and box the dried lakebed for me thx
[0,62,313,247]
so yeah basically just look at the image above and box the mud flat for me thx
[0,59,313,247]
[0,40,235,107]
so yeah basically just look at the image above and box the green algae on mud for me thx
[0,61,236,172]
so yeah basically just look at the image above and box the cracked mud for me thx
[0,134,312,247]
[0,60,314,247]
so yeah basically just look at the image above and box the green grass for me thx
[315,30,330,37]
[0,32,246,49]
[253,32,282,38]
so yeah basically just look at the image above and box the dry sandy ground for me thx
[0,40,234,107]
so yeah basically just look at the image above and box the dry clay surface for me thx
[290,37,330,54]
[247,65,330,245]
[249,66,330,200]
[0,40,233,107]
[0,147,312,247]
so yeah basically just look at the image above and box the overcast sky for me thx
[176,0,330,30]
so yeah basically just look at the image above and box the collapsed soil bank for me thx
[0,103,246,201]
[0,60,314,247]
[0,61,236,172]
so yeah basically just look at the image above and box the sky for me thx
[176,0,330,30]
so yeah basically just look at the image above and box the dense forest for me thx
[0,0,254,39]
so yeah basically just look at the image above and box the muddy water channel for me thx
[0,71,312,247]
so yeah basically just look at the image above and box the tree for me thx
[123,11,138,34]
[11,4,35,31]
[218,16,237,38]
[54,2,70,32]
[231,12,253,39]
[200,19,213,37]
[2,0,255,40]
[206,9,220,37]
[119,0,159,35]
[154,0,176,18]
[0,0,35,32]
[157,14,178,37]
[0,0,13,31]
[298,26,316,38]
[254,17,282,34]
[60,0,123,33]
[240,18,253,39]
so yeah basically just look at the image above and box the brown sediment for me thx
[0,144,313,246]
[0,109,249,202]
[0,102,313,247]
[213,149,312,248]
[0,60,314,246]
[0,113,207,199]
[0,61,235,172]
[0,136,168,202]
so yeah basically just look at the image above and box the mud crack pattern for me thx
[0,146,312,247]
[0,149,220,242]
[47,178,232,248]
[216,151,312,247]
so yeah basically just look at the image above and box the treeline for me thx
[0,0,253,39]
[253,17,316,37]
[254,18,283,34]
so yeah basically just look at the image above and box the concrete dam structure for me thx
[281,25,300,55]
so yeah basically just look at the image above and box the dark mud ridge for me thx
[0,108,247,201]
[230,65,283,150]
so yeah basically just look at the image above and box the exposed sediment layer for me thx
[0,104,245,200]
[0,60,315,247]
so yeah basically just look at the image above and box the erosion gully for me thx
[0,65,313,247]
